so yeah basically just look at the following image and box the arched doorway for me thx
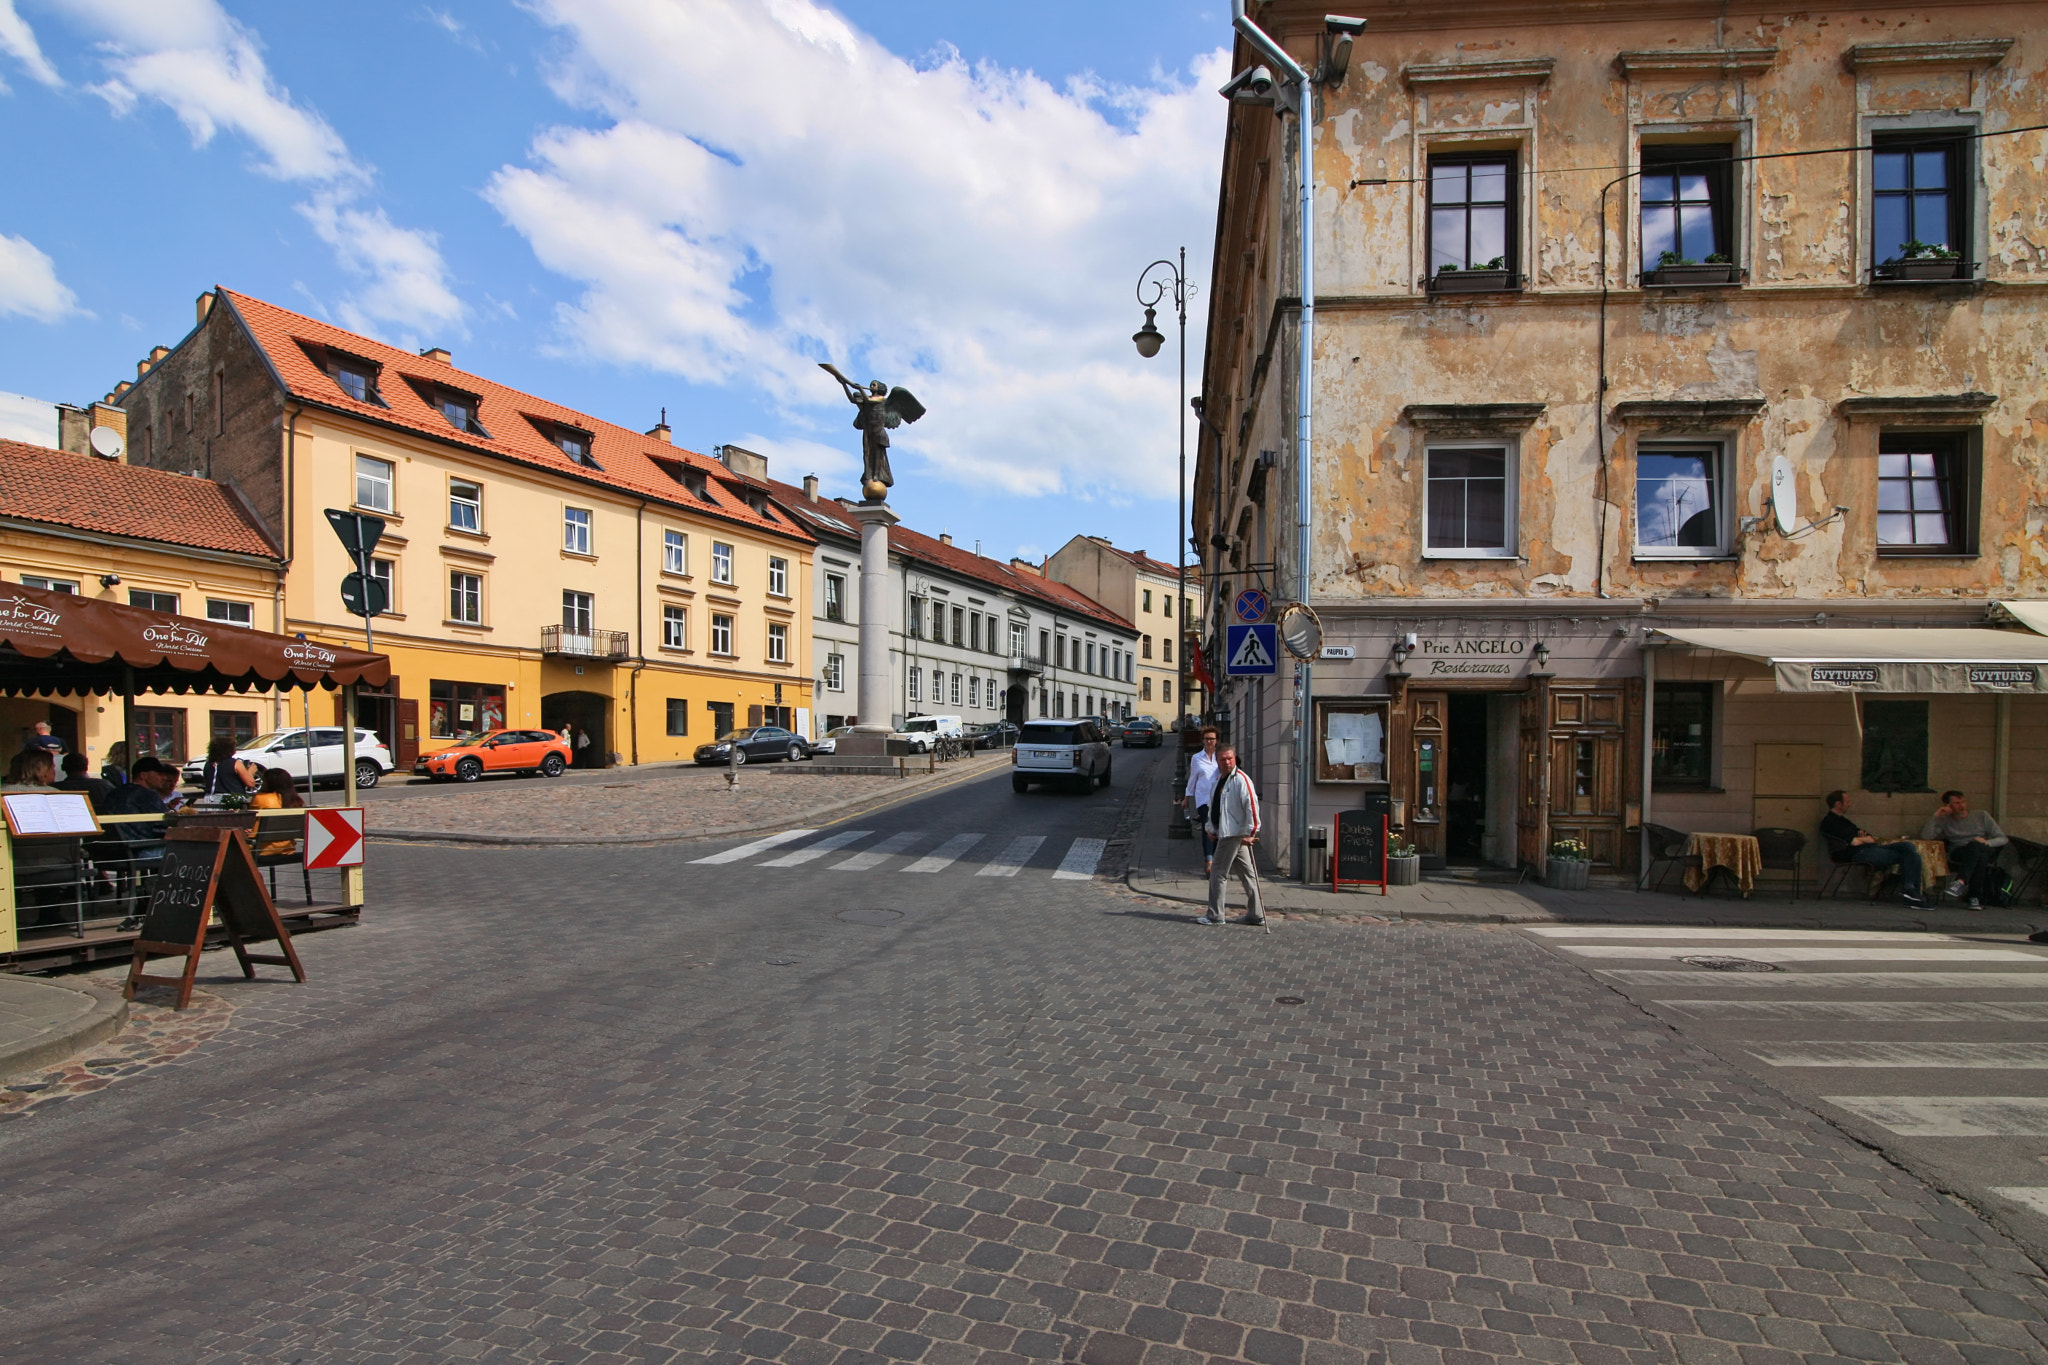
[542,690,611,768]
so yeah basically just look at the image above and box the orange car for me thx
[413,729,573,782]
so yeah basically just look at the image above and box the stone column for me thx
[848,500,899,741]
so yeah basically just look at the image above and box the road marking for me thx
[1599,970,2048,989]
[690,829,816,864]
[1563,945,2040,963]
[833,831,924,871]
[975,835,1045,877]
[1992,1187,2048,1216]
[1823,1096,2048,1136]
[1747,1041,2048,1068]
[905,833,985,873]
[1659,1000,2048,1022]
[760,830,873,867]
[1052,838,1107,880]
[1525,926,1958,942]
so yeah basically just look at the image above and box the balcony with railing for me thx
[1007,648,1045,676]
[541,625,630,659]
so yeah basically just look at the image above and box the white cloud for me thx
[0,0,60,87]
[0,390,60,446]
[0,232,85,322]
[729,432,862,492]
[489,0,1223,503]
[300,193,464,338]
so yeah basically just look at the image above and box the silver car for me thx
[1011,719,1112,793]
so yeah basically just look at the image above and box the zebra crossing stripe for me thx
[1824,1095,2048,1137]
[1527,926,1956,942]
[1599,970,2048,989]
[1992,1187,2048,1216]
[690,829,816,864]
[760,830,873,867]
[1052,838,1106,880]
[905,833,985,873]
[1747,1041,2048,1068]
[834,831,924,871]
[976,836,1045,877]
[1658,1000,2048,1022]
[1564,945,2039,963]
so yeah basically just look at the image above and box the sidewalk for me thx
[1125,765,2048,933]
[0,974,126,1079]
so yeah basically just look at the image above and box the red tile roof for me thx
[218,290,812,547]
[1093,539,1185,582]
[0,439,281,559]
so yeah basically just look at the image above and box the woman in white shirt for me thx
[1181,726,1221,876]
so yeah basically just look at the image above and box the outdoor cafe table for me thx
[1684,831,1762,896]
[1905,838,1951,883]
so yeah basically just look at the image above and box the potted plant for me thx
[172,791,258,832]
[1644,249,1741,287]
[1428,256,1514,294]
[1876,240,1966,282]
[1545,837,1591,890]
[1387,838,1421,886]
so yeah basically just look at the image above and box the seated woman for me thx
[4,749,58,789]
[251,766,305,858]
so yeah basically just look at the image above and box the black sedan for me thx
[968,721,1019,750]
[693,725,811,766]
[1121,716,1165,748]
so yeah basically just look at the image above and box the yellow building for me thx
[0,436,289,766]
[1043,536,1206,726]
[113,290,813,768]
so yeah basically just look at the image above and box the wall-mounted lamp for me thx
[1531,641,1551,670]
[99,573,121,588]
[1391,642,1410,668]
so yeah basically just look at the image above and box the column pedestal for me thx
[835,500,899,758]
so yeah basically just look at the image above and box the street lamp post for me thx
[1133,248,1193,838]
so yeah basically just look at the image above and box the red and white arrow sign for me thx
[305,806,366,869]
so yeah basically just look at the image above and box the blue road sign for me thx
[1225,623,1278,676]
[1233,588,1269,623]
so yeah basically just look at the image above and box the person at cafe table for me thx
[1819,791,1926,908]
[1921,789,2007,910]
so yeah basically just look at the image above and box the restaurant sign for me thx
[1778,662,2047,693]
[1417,637,1527,678]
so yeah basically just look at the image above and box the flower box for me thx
[1387,854,1422,886]
[1643,263,1741,287]
[1875,258,1968,282]
[1544,859,1590,891]
[1428,269,1514,294]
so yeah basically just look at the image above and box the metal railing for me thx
[1007,649,1045,675]
[541,626,631,658]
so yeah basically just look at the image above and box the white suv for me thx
[1012,719,1112,793]
[182,727,393,790]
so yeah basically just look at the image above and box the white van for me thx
[900,715,963,753]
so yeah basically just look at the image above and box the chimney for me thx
[647,422,671,444]
[196,291,215,325]
[717,443,769,481]
[110,381,132,401]
[420,346,452,365]
[1009,557,1042,577]
[939,533,953,547]
[802,474,819,500]
[137,345,170,379]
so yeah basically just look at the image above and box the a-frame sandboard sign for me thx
[124,825,307,1010]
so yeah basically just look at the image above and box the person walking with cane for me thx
[1200,745,1264,927]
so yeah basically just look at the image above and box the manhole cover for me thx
[1275,996,1305,1005]
[1681,955,1780,973]
[764,957,798,967]
[836,908,903,926]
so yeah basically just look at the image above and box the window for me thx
[1142,635,1153,659]
[987,615,999,652]
[707,701,734,739]
[209,710,258,749]
[710,614,733,655]
[1161,679,1172,704]
[1429,155,1515,278]
[825,574,845,621]
[1639,145,1733,273]
[1038,629,1049,662]
[332,361,376,404]
[1861,700,1929,792]
[205,599,253,626]
[663,530,687,575]
[562,591,593,636]
[933,601,945,639]
[429,681,505,738]
[1162,638,1173,664]
[1142,589,1152,612]
[950,673,962,706]
[1086,642,1096,674]
[555,428,596,466]
[909,665,921,702]
[21,575,77,593]
[1635,444,1728,556]
[767,622,788,663]
[449,480,482,532]
[438,392,485,435]
[968,676,980,708]
[1425,444,1515,556]
[1877,432,1972,554]
[369,557,394,613]
[825,652,845,691]
[768,556,789,597]
[183,392,193,432]
[129,589,179,613]
[563,507,592,555]
[951,607,965,646]
[450,571,482,624]
[1872,133,1966,270]
[1651,682,1714,789]
[662,605,687,649]
[1163,596,1173,620]
[213,370,225,433]
[970,614,981,652]
[131,706,187,763]
[1010,623,1026,657]
[711,542,734,585]
[355,454,394,512]
[666,699,688,736]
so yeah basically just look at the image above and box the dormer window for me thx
[432,388,487,436]
[556,428,596,466]
[301,343,383,405]
[656,457,720,505]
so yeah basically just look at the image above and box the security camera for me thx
[1217,64,1277,105]
[1324,15,1366,83]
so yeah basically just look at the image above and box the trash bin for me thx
[1307,825,1329,885]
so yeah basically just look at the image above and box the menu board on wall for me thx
[1316,701,1387,784]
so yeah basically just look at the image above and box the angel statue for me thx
[820,362,925,501]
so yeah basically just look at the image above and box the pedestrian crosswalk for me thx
[690,828,1107,881]
[1523,921,2048,1225]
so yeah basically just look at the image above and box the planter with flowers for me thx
[1643,249,1741,287]
[1545,837,1591,890]
[1875,240,1967,282]
[1387,838,1421,886]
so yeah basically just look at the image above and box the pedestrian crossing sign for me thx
[1225,623,1278,676]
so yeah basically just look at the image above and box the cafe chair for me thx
[1639,823,1694,893]
[2006,836,2048,907]
[251,810,314,906]
[1751,827,1807,901]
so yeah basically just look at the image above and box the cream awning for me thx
[1652,626,2048,694]
[1995,601,2048,637]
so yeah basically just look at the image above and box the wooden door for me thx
[1407,691,1447,862]
[1547,687,1627,867]
[1517,682,1549,873]
[395,698,420,768]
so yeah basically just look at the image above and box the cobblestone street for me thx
[2,760,2044,1363]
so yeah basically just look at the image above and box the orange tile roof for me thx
[218,290,812,547]
[0,439,281,559]
[1095,539,1186,582]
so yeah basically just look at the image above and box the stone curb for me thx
[0,976,128,1080]
[367,755,1014,847]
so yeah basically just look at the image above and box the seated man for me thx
[1820,790,1925,907]
[1921,789,2008,909]
[53,751,116,810]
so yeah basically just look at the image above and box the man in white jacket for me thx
[1201,746,1264,926]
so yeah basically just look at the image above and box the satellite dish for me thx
[1770,455,1797,535]
[89,425,124,459]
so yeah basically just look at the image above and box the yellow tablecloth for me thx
[1685,832,1762,896]
[1904,839,1950,883]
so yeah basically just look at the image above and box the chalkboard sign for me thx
[125,828,306,1010]
[1333,807,1388,894]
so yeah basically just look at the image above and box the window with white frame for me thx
[662,605,687,649]
[663,530,686,575]
[908,665,921,702]
[1008,622,1025,656]
[950,672,962,706]
[768,556,789,597]
[562,590,594,636]
[1424,443,1516,556]
[205,599,253,626]
[563,507,592,555]
[450,571,482,624]
[826,574,845,621]
[767,622,788,663]
[1635,443,1730,556]
[449,479,481,532]
[129,588,179,613]
[824,652,844,691]
[20,575,77,593]
[968,676,980,708]
[711,542,734,584]
[710,613,733,655]
[355,454,394,512]
[369,557,394,612]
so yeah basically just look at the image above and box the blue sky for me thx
[0,0,1228,568]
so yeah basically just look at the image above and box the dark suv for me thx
[1121,716,1164,748]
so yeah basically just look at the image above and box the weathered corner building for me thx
[1196,0,2048,879]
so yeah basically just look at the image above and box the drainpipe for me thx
[630,500,647,766]
[282,402,302,733]
[1232,0,1316,876]
[1639,643,1656,887]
